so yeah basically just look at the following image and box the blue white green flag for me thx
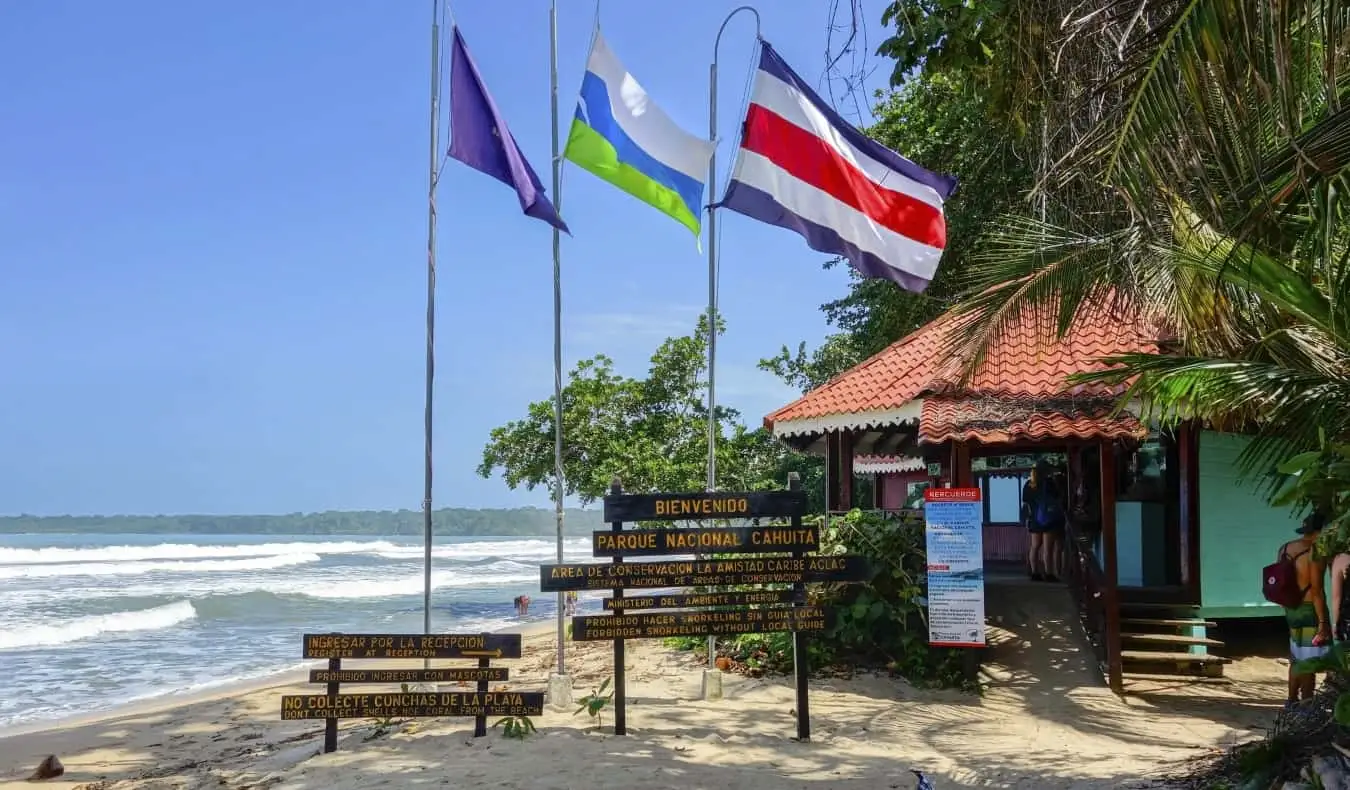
[564,32,714,237]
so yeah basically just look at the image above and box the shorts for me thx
[1286,601,1330,662]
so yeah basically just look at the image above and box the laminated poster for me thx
[923,488,986,648]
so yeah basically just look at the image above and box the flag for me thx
[447,27,568,233]
[564,31,714,237]
[718,41,957,292]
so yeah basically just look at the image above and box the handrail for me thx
[1063,516,1113,679]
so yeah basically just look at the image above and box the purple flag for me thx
[448,27,568,233]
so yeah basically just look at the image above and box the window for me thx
[1118,431,1178,502]
[987,475,1024,523]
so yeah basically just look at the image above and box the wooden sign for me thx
[602,589,802,611]
[280,691,544,720]
[603,490,807,522]
[308,667,509,684]
[301,633,523,660]
[592,525,819,557]
[540,555,870,591]
[572,605,831,641]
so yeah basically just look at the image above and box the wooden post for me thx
[838,430,855,510]
[609,476,627,736]
[323,656,340,753]
[787,472,810,741]
[474,638,490,737]
[1099,441,1124,694]
[825,431,841,512]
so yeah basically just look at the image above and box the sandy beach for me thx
[0,584,1289,790]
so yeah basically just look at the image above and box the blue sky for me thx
[0,0,890,516]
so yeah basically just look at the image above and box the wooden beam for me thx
[951,442,973,487]
[1099,441,1124,694]
[1179,421,1201,597]
[825,431,841,512]
[839,430,856,510]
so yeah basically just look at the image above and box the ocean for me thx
[0,532,593,730]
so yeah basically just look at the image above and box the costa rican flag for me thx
[719,41,957,293]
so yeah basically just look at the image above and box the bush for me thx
[665,509,972,690]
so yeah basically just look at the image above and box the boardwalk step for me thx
[1121,632,1225,648]
[1121,650,1232,664]
[1122,672,1233,685]
[1120,617,1218,628]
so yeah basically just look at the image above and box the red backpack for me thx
[1263,544,1311,608]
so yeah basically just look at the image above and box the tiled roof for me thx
[765,300,1157,436]
[919,395,1146,445]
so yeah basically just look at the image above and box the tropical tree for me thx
[479,317,793,504]
[942,2,1350,511]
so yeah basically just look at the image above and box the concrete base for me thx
[547,673,574,709]
[701,669,723,701]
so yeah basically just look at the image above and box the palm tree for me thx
[947,1,1350,496]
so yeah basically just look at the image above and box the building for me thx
[764,302,1296,692]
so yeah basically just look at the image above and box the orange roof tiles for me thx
[765,301,1157,435]
[918,395,1145,444]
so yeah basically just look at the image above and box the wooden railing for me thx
[1063,517,1122,691]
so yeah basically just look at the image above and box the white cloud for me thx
[568,306,704,348]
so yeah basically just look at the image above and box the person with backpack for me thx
[1022,462,1065,582]
[1267,511,1331,706]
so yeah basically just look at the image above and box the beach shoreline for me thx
[0,619,561,742]
[0,585,1293,789]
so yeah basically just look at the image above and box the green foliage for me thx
[665,510,971,690]
[815,509,971,688]
[480,315,794,504]
[574,678,614,731]
[1271,432,1350,551]
[0,507,605,536]
[492,715,537,740]
[876,0,1009,88]
[1295,645,1350,727]
[942,3,1350,492]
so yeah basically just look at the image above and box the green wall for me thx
[1198,430,1298,618]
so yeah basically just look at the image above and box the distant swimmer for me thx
[513,594,531,617]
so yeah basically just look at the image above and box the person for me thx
[1277,511,1331,706]
[1022,462,1065,582]
[564,590,578,617]
[513,594,531,618]
[1330,548,1350,644]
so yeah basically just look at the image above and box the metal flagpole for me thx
[548,0,568,679]
[705,4,761,671]
[421,0,442,651]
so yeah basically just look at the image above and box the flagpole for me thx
[421,0,442,648]
[548,0,569,683]
[705,3,761,673]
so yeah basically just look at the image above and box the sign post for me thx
[283,632,536,752]
[541,475,868,741]
[922,488,987,648]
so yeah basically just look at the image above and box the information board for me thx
[592,525,819,557]
[308,667,508,684]
[603,490,807,522]
[572,605,830,641]
[540,555,869,591]
[280,692,544,720]
[601,589,801,611]
[923,488,987,648]
[301,632,522,660]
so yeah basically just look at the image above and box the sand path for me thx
[0,583,1288,789]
